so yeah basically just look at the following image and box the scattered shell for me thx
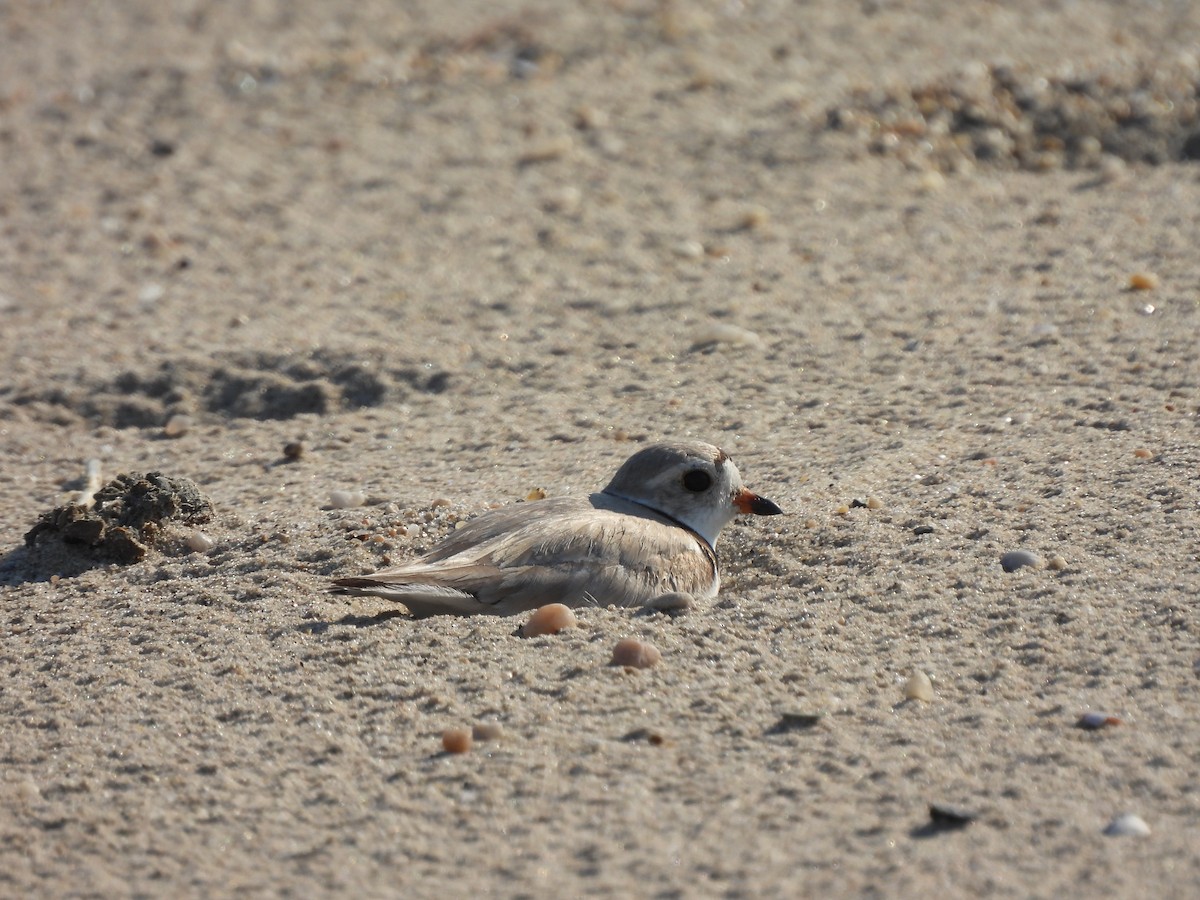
[184,531,216,553]
[928,803,976,829]
[138,282,165,304]
[904,671,935,702]
[1077,711,1122,730]
[441,728,472,755]
[737,206,770,230]
[1000,549,1042,572]
[1132,448,1154,459]
[1103,813,1151,837]
[329,490,366,509]
[471,722,504,742]
[573,104,607,130]
[283,441,305,460]
[610,637,662,669]
[1128,272,1160,291]
[1046,554,1068,571]
[673,239,705,259]
[518,135,573,165]
[693,321,764,349]
[163,414,191,438]
[917,170,946,193]
[644,591,694,614]
[525,487,547,501]
[520,603,577,638]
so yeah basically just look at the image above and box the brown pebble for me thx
[610,638,662,669]
[1128,272,1159,291]
[525,487,547,501]
[163,414,192,438]
[283,441,304,460]
[1132,448,1153,459]
[441,728,472,754]
[520,603,577,638]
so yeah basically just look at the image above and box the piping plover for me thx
[330,440,782,617]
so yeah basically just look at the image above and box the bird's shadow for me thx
[296,610,410,634]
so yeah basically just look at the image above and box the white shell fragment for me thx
[693,321,765,349]
[185,531,216,553]
[1103,813,1151,837]
[903,671,935,702]
[329,490,367,509]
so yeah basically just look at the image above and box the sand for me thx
[2,1,1199,896]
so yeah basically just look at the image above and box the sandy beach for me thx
[2,1,1199,895]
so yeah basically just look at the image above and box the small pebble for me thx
[866,496,885,510]
[610,638,662,669]
[1128,272,1159,291]
[767,712,824,734]
[441,728,472,755]
[163,414,192,438]
[1046,555,1068,571]
[645,591,694,614]
[184,531,216,553]
[525,487,547,501]
[471,722,504,742]
[1077,711,1122,730]
[917,170,946,193]
[928,803,976,829]
[1132,448,1153,459]
[520,603,577,638]
[283,441,305,460]
[1103,813,1151,837]
[673,239,705,259]
[1000,550,1042,572]
[904,671,935,702]
[737,206,770,230]
[329,490,366,509]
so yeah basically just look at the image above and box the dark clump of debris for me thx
[825,57,1200,171]
[25,472,214,564]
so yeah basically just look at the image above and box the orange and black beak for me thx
[734,488,783,516]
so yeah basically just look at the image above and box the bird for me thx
[330,439,783,617]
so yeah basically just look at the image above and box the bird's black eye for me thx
[682,470,712,493]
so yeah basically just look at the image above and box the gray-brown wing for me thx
[341,499,716,615]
